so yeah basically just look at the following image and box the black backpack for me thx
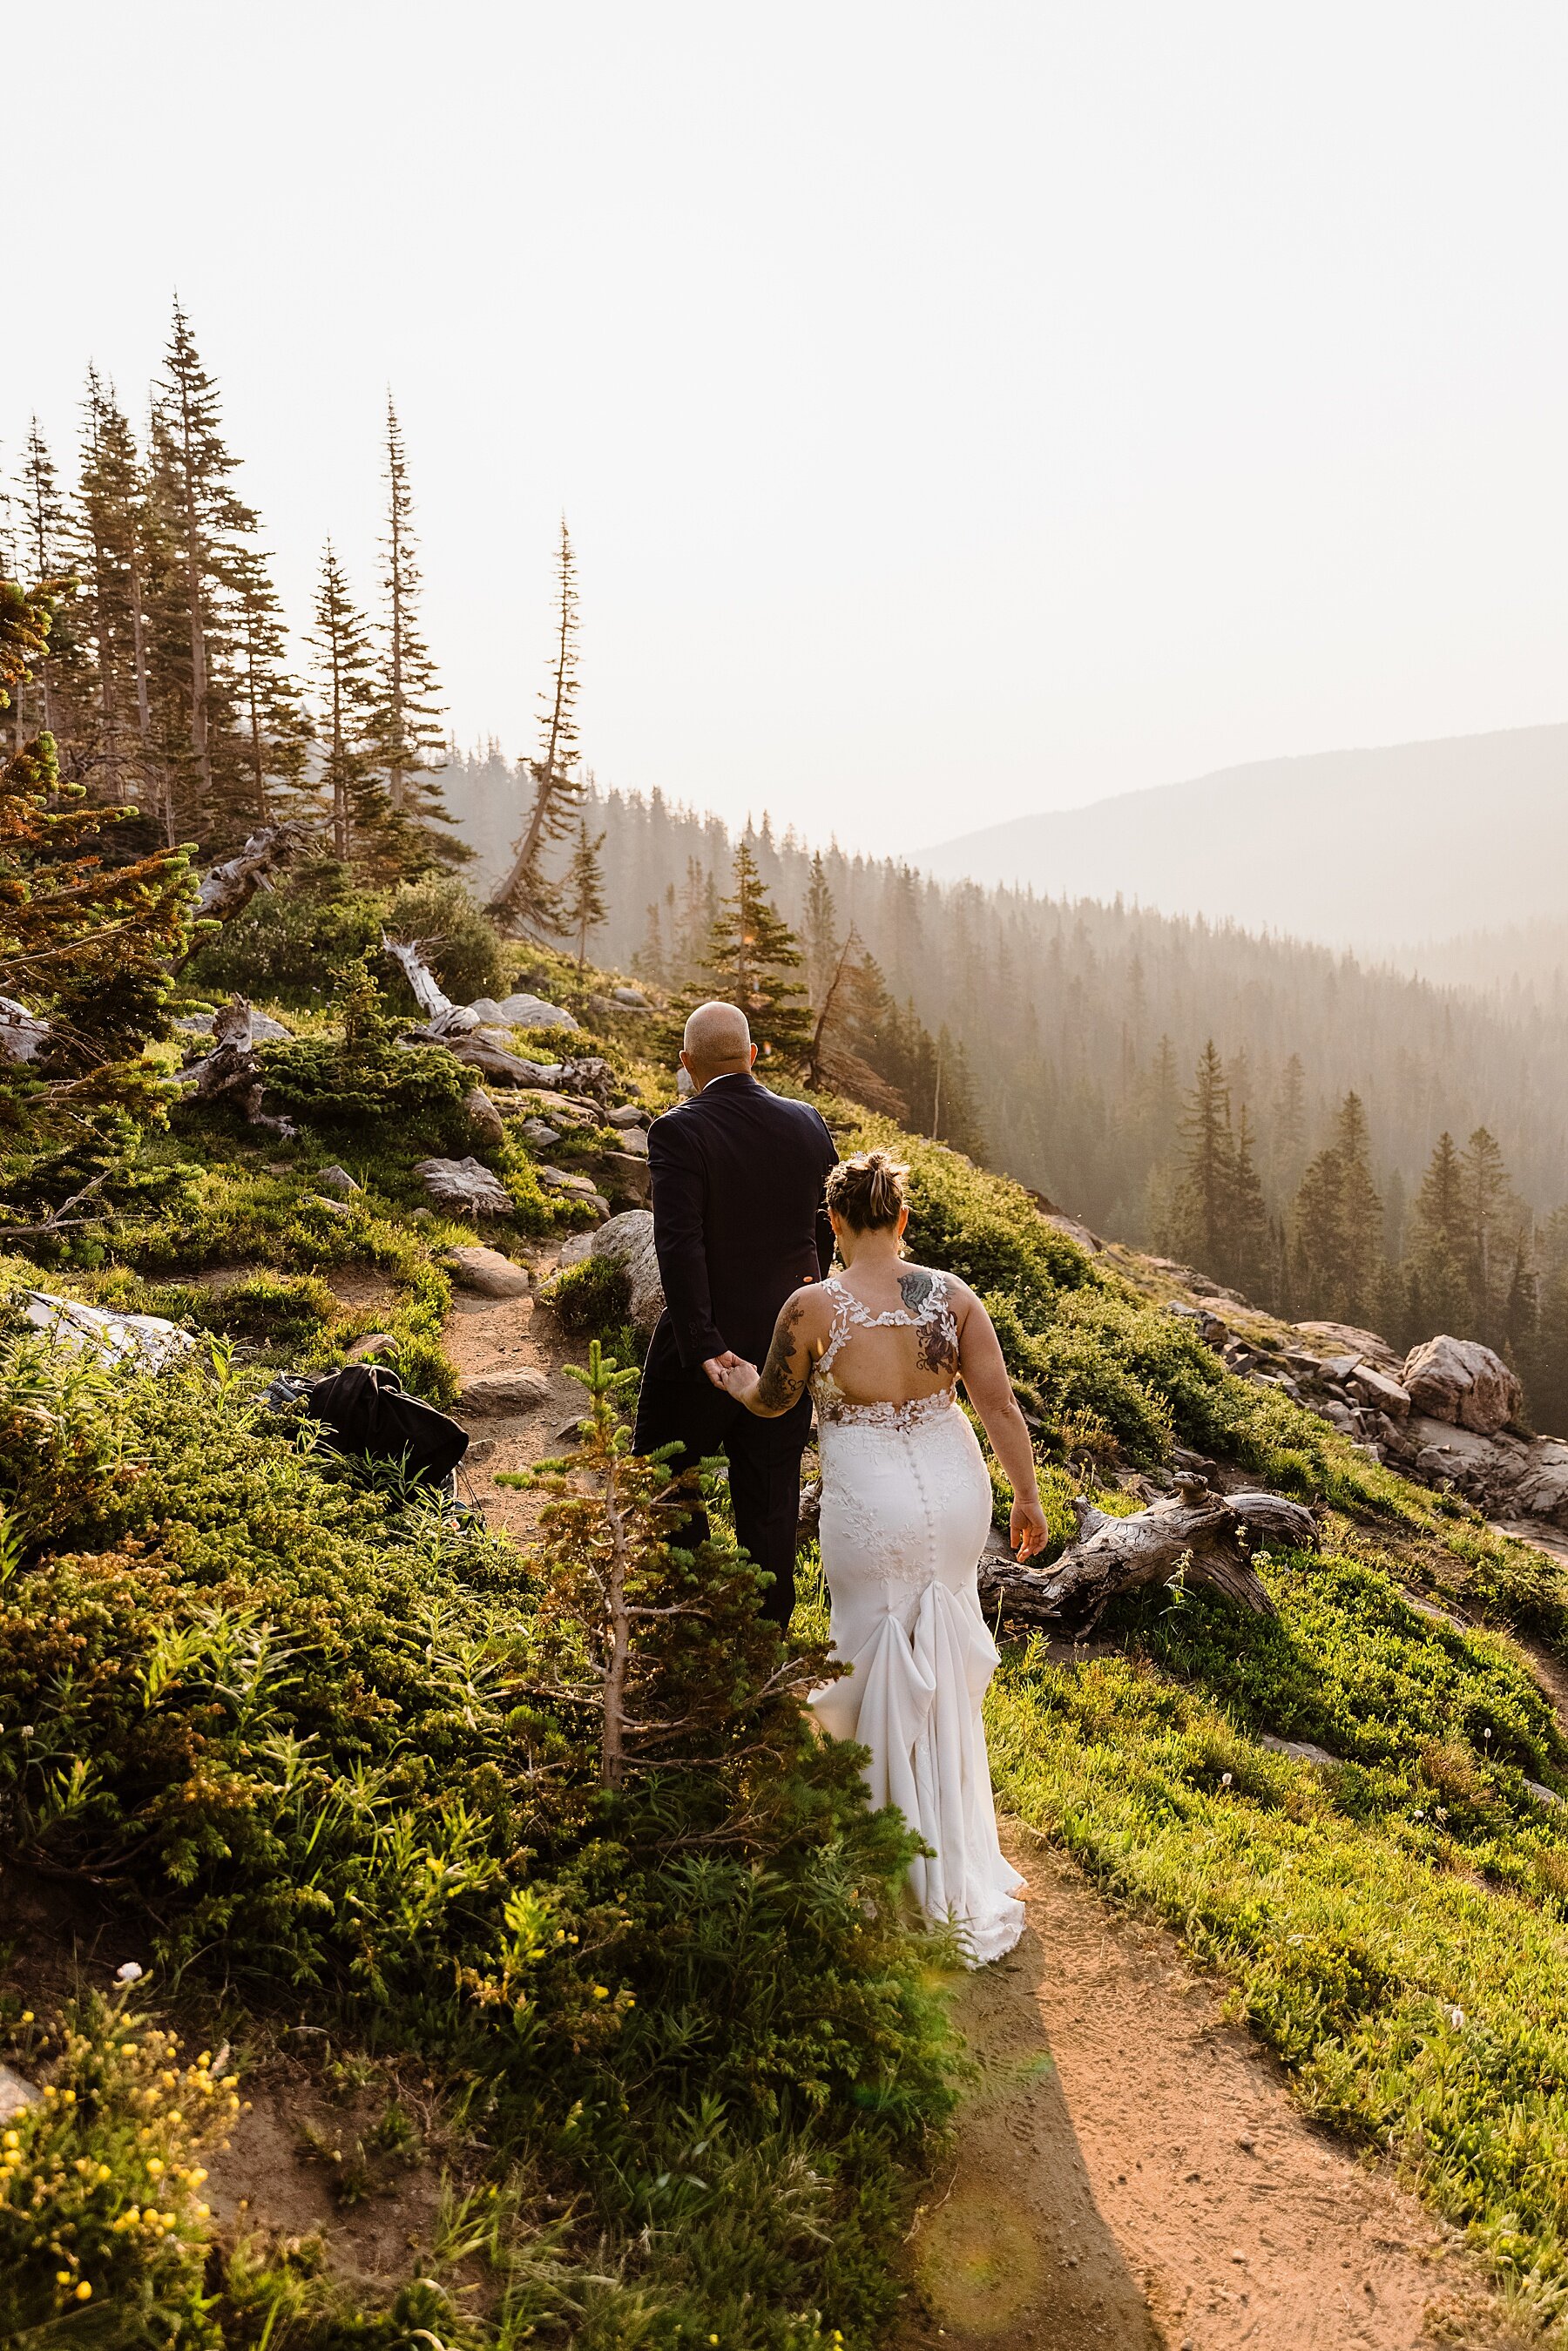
[268,1362,469,1484]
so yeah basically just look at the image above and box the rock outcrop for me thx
[1402,1334,1524,1435]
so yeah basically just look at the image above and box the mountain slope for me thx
[920,721,1568,950]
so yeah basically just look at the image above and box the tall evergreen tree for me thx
[802,849,839,1006]
[1168,1040,1235,1276]
[1230,1102,1271,1302]
[491,517,584,931]
[148,301,255,832]
[308,543,384,868]
[562,820,609,971]
[375,395,458,861]
[231,543,311,822]
[688,840,814,1069]
[1459,1125,1518,1340]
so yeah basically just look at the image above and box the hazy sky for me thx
[9,3,1568,855]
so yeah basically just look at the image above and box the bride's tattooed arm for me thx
[721,1291,818,1417]
[900,1269,960,1375]
[754,1294,812,1412]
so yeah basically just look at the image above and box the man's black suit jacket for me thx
[644,1073,838,1375]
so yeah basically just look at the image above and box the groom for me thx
[634,1000,838,1629]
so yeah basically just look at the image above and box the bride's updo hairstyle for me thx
[825,1148,909,1233]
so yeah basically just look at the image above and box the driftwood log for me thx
[179,821,314,963]
[178,996,296,1138]
[797,1471,1317,1635]
[977,1474,1317,1632]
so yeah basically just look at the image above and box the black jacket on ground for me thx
[642,1072,838,1376]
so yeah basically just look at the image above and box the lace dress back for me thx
[806,1266,1025,1967]
[809,1272,962,1430]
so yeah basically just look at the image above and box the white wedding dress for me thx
[806,1273,1025,1966]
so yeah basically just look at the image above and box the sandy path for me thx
[898,1830,1517,2351]
[446,1248,589,1540]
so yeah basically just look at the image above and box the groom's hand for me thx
[703,1351,742,1388]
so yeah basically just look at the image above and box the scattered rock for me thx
[1512,1440,1568,1523]
[459,1367,551,1413]
[21,1290,197,1373]
[308,1193,355,1220]
[316,1164,362,1196]
[555,1232,596,1270]
[541,1165,604,1199]
[520,1118,562,1147]
[0,2063,40,2122]
[1260,1733,1342,1769]
[606,1103,648,1128]
[1348,1362,1412,1420]
[446,1245,531,1299]
[1294,1321,1403,1375]
[612,986,649,1008]
[468,993,579,1031]
[463,1085,506,1147]
[414,1156,515,1217]
[589,1209,666,1337]
[1526,1779,1564,1808]
[612,1125,650,1158]
[346,1331,397,1361]
[1402,1334,1523,1435]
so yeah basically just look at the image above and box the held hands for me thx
[706,1354,762,1406]
[1010,1496,1050,1561]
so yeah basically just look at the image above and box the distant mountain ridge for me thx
[920,722,1568,950]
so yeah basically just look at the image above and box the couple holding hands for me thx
[632,1001,1047,1966]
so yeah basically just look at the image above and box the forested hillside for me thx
[443,754,1568,1423]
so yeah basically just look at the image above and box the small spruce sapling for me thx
[500,1341,829,1791]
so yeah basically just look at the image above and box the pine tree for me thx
[1168,1040,1235,1276]
[687,840,814,1069]
[1334,1092,1385,1322]
[13,421,78,743]
[1460,1125,1517,1340]
[231,544,311,823]
[632,899,666,983]
[802,849,839,1006]
[77,375,158,814]
[148,301,255,834]
[562,820,608,972]
[375,395,460,862]
[1230,1102,1271,1302]
[308,543,384,868]
[490,516,584,931]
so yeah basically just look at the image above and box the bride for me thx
[715,1149,1049,1965]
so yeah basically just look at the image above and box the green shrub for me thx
[382,875,504,1005]
[549,1251,630,1337]
[185,857,382,1001]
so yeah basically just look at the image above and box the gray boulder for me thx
[589,1209,666,1337]
[463,1085,506,1148]
[1348,1362,1411,1421]
[446,1245,531,1299]
[414,1156,515,1217]
[468,993,579,1032]
[1402,1334,1523,1434]
[459,1367,551,1413]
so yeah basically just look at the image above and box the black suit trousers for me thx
[633,1364,810,1630]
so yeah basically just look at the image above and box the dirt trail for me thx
[897,1831,1517,2351]
[446,1246,585,1538]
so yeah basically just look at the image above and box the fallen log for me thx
[178,996,295,1138]
[382,933,481,1037]
[975,1473,1318,1633]
[179,821,314,965]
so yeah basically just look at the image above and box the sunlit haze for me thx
[10,2,1568,855]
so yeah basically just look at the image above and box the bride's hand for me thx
[1010,1497,1050,1560]
[715,1356,761,1400]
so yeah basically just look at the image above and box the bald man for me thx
[633,1001,838,1629]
